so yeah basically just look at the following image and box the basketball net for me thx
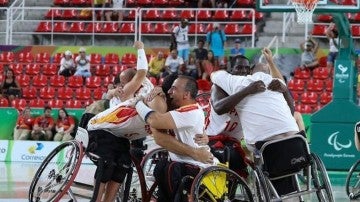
[291,0,319,24]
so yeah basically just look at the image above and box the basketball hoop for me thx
[291,0,319,24]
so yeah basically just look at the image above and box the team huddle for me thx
[79,41,302,202]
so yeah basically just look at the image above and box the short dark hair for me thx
[44,106,52,111]
[114,73,121,85]
[178,75,198,99]
[332,29,339,38]
[162,73,178,95]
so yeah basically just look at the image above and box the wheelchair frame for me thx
[252,135,334,202]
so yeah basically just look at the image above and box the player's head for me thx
[161,73,179,110]
[119,68,136,88]
[168,75,198,108]
[231,55,251,76]
[252,63,270,75]
[181,18,189,28]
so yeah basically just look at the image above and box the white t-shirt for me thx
[205,102,243,140]
[59,57,75,73]
[329,38,339,53]
[165,56,184,73]
[75,55,90,72]
[169,104,215,168]
[113,0,124,8]
[211,71,299,144]
[173,25,190,50]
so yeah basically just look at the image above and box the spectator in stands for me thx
[92,0,110,21]
[58,50,76,77]
[171,18,190,63]
[162,49,185,78]
[201,50,217,80]
[1,69,21,104]
[54,108,75,141]
[325,22,339,69]
[193,39,208,78]
[148,51,165,78]
[217,0,232,7]
[74,47,91,78]
[230,38,246,68]
[198,0,216,7]
[185,54,198,79]
[111,0,125,25]
[13,107,34,140]
[206,22,227,68]
[31,106,55,141]
[300,37,319,70]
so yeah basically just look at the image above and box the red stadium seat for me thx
[45,9,62,19]
[236,0,254,7]
[306,79,324,92]
[85,22,102,33]
[317,14,333,22]
[312,25,326,36]
[241,24,254,34]
[103,75,115,86]
[137,0,152,6]
[153,23,170,34]
[353,13,360,22]
[29,99,45,108]
[252,11,265,21]
[71,0,91,6]
[94,65,111,77]
[11,99,27,111]
[25,64,41,75]
[53,22,69,32]
[312,67,330,79]
[0,98,9,107]
[75,87,91,100]
[300,92,318,105]
[66,99,82,108]
[153,0,168,6]
[35,52,51,63]
[144,10,161,20]
[93,88,105,100]
[62,9,78,19]
[52,53,63,64]
[121,53,137,65]
[85,76,102,88]
[224,24,240,35]
[325,79,333,91]
[111,65,122,75]
[162,10,178,20]
[48,100,64,108]
[180,10,195,20]
[213,10,229,21]
[54,0,70,6]
[295,104,313,114]
[287,79,305,93]
[197,10,212,21]
[320,92,333,104]
[188,23,205,34]
[168,0,183,6]
[119,23,135,33]
[36,21,52,32]
[318,56,327,67]
[292,92,301,103]
[104,53,119,64]
[90,53,102,65]
[342,0,356,5]
[102,22,119,33]
[230,10,248,21]
[0,51,15,63]
[49,75,66,87]
[22,87,38,100]
[57,87,74,100]
[125,10,136,20]
[9,63,23,75]
[42,64,58,76]
[16,75,31,87]
[0,0,9,6]
[18,52,34,63]
[141,23,153,33]
[39,87,56,100]
[294,68,311,80]
[68,76,83,88]
[313,103,323,112]
[69,22,86,33]
[352,25,360,37]
[32,75,48,88]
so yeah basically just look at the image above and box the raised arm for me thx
[262,48,284,81]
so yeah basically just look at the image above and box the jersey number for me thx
[224,121,238,132]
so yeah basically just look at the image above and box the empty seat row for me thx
[0,52,50,63]
[288,78,333,93]
[312,24,360,37]
[293,67,333,80]
[292,91,333,105]
[22,86,105,100]
[2,98,93,109]
[295,103,326,114]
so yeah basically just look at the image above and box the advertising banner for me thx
[10,141,60,163]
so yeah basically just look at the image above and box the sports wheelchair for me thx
[252,134,334,202]
[345,121,360,200]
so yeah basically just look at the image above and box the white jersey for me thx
[87,99,149,141]
[205,103,243,140]
[113,0,124,8]
[329,38,339,53]
[169,104,215,168]
[173,25,190,50]
[75,55,90,72]
[211,71,299,144]
[59,58,75,73]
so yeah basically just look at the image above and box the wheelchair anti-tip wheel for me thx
[310,153,334,202]
[29,140,83,202]
[346,160,360,200]
[190,166,254,202]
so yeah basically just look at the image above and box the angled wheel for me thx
[29,141,83,202]
[346,160,360,200]
[252,166,271,202]
[190,166,254,202]
[310,153,334,202]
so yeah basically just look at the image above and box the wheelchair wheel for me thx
[117,162,141,202]
[345,160,360,200]
[310,153,334,202]
[190,166,254,202]
[29,140,83,202]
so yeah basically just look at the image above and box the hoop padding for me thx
[75,127,89,149]
[291,0,319,24]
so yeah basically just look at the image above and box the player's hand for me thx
[133,41,144,49]
[193,147,214,164]
[194,133,209,145]
[146,87,166,103]
[268,79,287,93]
[262,47,273,63]
[245,80,266,95]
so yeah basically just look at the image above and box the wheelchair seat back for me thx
[256,135,310,178]
[75,127,89,149]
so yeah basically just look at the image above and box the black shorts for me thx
[88,129,131,183]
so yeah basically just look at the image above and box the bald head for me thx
[252,63,270,75]
[119,68,136,87]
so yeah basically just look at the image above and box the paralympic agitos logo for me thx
[327,131,351,151]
